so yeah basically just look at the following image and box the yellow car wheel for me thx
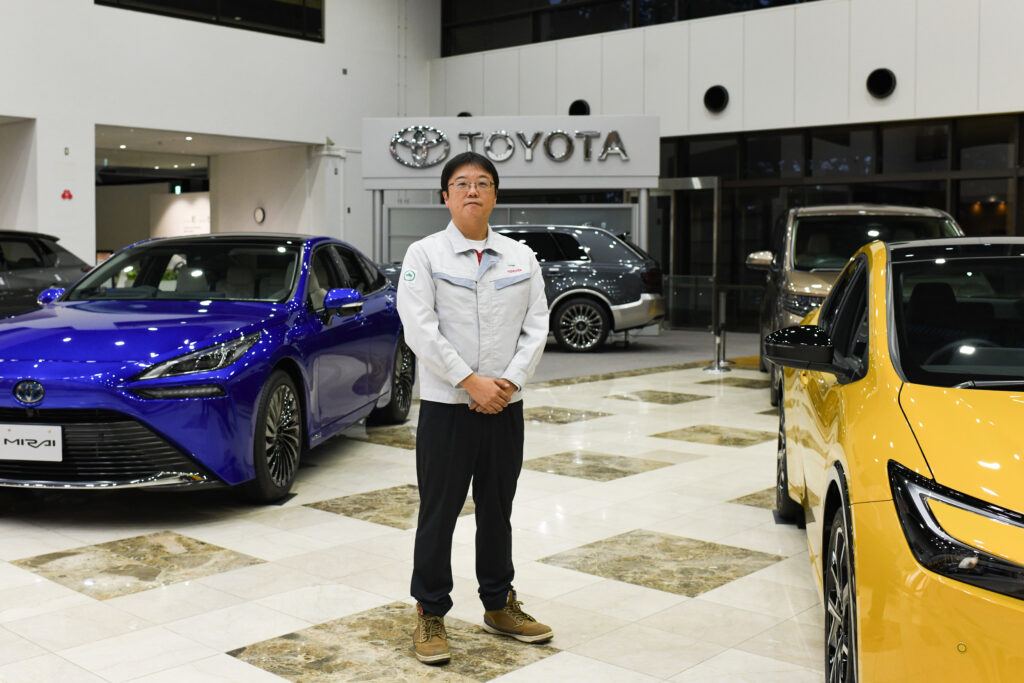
[825,505,858,683]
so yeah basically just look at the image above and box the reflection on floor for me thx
[0,362,824,682]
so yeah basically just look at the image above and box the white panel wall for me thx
[151,192,211,239]
[483,51,521,115]
[688,15,744,134]
[850,0,916,121]
[743,8,795,130]
[601,31,644,115]
[644,23,688,136]
[979,0,1024,114]
[445,55,485,115]
[794,0,849,127]
[557,37,603,116]
[518,44,558,115]
[917,0,979,117]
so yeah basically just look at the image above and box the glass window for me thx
[116,0,216,20]
[956,116,1014,170]
[537,1,631,42]
[688,137,738,179]
[576,229,643,265]
[332,246,371,293]
[308,248,341,310]
[636,0,677,25]
[745,133,804,179]
[504,232,564,263]
[811,127,875,177]
[448,15,532,55]
[850,181,946,210]
[97,0,323,41]
[688,0,798,19]
[882,122,949,173]
[957,178,1011,236]
[0,239,44,271]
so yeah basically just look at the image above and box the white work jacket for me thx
[396,221,548,405]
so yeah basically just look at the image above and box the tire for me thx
[368,336,414,425]
[552,297,611,352]
[825,505,858,683]
[241,370,302,503]
[775,402,804,524]
[769,363,781,407]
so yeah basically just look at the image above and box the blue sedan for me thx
[0,234,412,502]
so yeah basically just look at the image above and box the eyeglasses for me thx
[447,180,494,192]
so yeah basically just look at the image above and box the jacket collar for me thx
[444,221,503,255]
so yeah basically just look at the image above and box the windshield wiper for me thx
[954,379,1024,389]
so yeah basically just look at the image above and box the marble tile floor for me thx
[0,362,824,681]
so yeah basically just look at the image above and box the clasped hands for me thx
[460,373,516,414]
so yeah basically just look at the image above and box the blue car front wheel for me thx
[242,369,302,503]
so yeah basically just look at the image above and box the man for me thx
[397,151,552,664]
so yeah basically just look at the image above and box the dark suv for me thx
[494,225,664,351]
[383,225,664,352]
[0,230,90,316]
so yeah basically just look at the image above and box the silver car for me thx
[0,230,91,316]
[746,204,964,405]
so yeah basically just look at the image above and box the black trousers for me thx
[411,399,524,616]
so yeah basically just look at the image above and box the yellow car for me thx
[766,237,1024,682]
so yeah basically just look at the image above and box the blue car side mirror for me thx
[323,288,363,318]
[37,287,66,305]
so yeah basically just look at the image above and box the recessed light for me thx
[191,163,196,167]
[119,144,126,149]
[185,136,192,141]
[173,164,178,168]
[154,165,160,169]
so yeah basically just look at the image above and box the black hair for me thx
[440,151,499,196]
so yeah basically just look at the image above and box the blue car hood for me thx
[0,301,284,363]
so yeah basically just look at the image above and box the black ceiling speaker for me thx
[569,99,591,115]
[704,85,729,114]
[457,111,472,117]
[867,68,897,99]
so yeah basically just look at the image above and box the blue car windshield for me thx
[893,255,1024,387]
[65,240,301,302]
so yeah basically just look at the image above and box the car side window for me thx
[828,259,869,380]
[505,232,563,263]
[357,253,387,292]
[817,261,856,334]
[0,238,45,270]
[308,248,342,310]
[332,246,371,293]
[551,233,590,261]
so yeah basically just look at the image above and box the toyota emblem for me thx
[390,125,451,169]
[13,380,45,405]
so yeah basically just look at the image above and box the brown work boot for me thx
[482,589,553,643]
[413,604,450,664]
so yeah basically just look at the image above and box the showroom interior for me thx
[1,0,1023,681]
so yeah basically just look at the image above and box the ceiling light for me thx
[154,166,159,169]
[185,136,193,141]
[119,144,126,149]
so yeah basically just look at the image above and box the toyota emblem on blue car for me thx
[13,380,45,405]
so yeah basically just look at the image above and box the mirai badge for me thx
[13,380,45,405]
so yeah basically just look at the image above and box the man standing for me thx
[397,151,552,664]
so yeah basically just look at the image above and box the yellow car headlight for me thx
[889,460,1024,601]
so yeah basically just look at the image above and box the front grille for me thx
[0,408,214,483]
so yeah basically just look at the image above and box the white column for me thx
[35,117,96,262]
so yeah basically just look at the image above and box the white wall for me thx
[210,147,311,236]
[431,0,1024,135]
[0,0,441,258]
[151,192,210,239]
[96,182,169,251]
[0,120,36,232]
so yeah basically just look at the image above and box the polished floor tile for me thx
[729,488,776,510]
[697,377,772,389]
[603,390,711,405]
[651,424,775,448]
[306,484,473,530]
[523,406,613,424]
[230,601,559,681]
[522,451,673,482]
[344,424,417,450]
[539,529,784,597]
[12,531,262,600]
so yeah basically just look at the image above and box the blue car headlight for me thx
[136,332,261,380]
[889,460,1024,601]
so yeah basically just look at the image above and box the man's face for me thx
[442,164,497,225]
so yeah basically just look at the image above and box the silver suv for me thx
[746,204,963,405]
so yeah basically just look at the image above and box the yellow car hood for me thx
[900,383,1024,513]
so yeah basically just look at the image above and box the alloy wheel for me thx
[264,383,301,488]
[392,341,414,415]
[558,302,605,350]
[826,509,856,683]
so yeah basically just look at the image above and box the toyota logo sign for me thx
[389,125,451,169]
[13,380,45,405]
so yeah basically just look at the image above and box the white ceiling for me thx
[95,124,307,169]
